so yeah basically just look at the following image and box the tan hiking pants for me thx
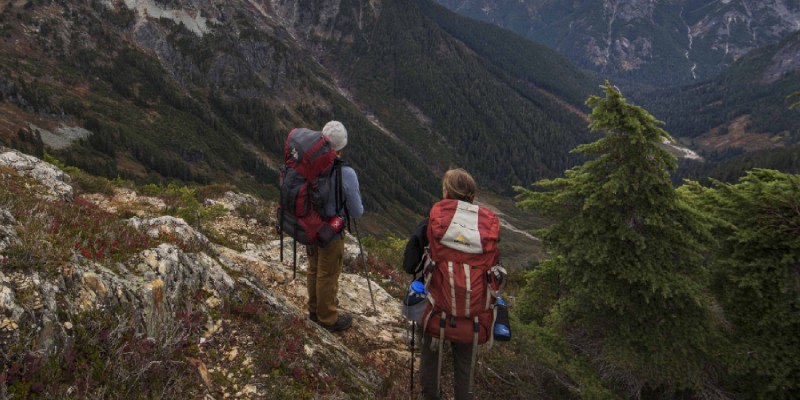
[306,236,345,326]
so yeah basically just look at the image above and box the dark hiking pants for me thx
[419,330,475,400]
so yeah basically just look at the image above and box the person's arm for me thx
[341,166,364,218]
[403,218,429,274]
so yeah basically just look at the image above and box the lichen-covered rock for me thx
[0,271,63,350]
[204,191,258,211]
[73,244,236,310]
[0,277,24,323]
[0,147,73,201]
[139,244,235,295]
[0,208,19,253]
[82,187,167,216]
[128,216,210,245]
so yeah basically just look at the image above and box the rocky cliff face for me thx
[761,33,800,84]
[118,0,380,105]
[0,146,413,398]
[121,0,309,98]
[433,0,800,86]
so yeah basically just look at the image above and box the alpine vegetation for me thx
[513,83,799,399]
[515,82,720,397]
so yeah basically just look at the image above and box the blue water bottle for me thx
[402,280,428,323]
[493,296,511,341]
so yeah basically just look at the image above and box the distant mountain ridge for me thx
[429,0,800,180]
[433,0,800,86]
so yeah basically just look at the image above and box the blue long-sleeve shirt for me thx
[324,164,363,218]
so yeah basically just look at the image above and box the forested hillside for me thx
[0,0,450,233]
[634,30,800,181]
[0,0,598,235]
[311,0,600,194]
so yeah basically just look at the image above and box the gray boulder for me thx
[0,147,73,201]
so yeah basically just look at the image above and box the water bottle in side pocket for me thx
[401,279,428,324]
[493,296,511,341]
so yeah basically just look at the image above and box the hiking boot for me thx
[309,312,319,323]
[321,313,352,332]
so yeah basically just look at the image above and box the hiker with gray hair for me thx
[306,120,364,332]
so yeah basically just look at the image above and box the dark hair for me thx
[442,168,476,203]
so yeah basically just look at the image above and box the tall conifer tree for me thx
[682,169,800,399]
[516,82,719,395]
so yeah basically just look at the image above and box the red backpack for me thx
[278,128,342,246]
[422,199,502,345]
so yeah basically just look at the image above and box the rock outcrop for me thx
[0,146,73,201]
[0,208,18,253]
[762,35,800,84]
[0,151,411,398]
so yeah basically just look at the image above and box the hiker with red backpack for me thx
[403,168,506,400]
[278,120,363,332]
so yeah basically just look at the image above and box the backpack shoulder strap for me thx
[331,158,353,232]
[332,159,345,213]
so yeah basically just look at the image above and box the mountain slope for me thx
[637,30,800,180]
[0,0,597,236]
[0,0,440,232]
[292,0,600,193]
[0,145,418,398]
[432,0,800,87]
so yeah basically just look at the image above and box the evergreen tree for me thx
[682,170,800,399]
[515,82,720,396]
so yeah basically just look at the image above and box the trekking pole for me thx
[352,218,377,314]
[279,229,284,263]
[278,207,284,264]
[410,320,415,398]
[409,274,416,399]
[293,238,297,280]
